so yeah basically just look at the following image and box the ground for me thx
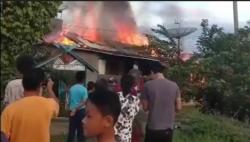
[51,106,250,142]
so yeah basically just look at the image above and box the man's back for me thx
[69,84,88,110]
[143,79,180,130]
[1,96,59,142]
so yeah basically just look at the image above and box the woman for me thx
[115,75,140,142]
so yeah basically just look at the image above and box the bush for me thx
[196,19,250,122]
[174,107,250,142]
[1,1,62,95]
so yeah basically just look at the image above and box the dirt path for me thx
[51,117,69,135]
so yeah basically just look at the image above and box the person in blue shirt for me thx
[67,71,88,142]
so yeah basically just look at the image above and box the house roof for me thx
[35,43,98,72]
[64,32,160,62]
[39,32,163,72]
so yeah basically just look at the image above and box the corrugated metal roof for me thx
[64,32,160,62]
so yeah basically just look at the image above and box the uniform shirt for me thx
[3,79,23,105]
[69,84,88,111]
[1,96,59,142]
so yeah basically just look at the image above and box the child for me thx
[115,75,140,142]
[83,89,121,142]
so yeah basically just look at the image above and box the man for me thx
[3,55,35,106]
[141,62,182,142]
[67,71,88,142]
[1,68,59,142]
[83,89,121,142]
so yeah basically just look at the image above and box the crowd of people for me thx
[1,54,182,142]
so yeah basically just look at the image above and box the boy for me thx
[83,89,121,142]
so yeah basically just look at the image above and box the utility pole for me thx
[233,1,239,35]
[175,18,182,64]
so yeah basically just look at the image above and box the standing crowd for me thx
[1,55,182,142]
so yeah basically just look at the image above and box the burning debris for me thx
[45,1,148,46]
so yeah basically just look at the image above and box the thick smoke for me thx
[99,1,137,40]
[60,1,140,42]
[59,1,213,51]
[130,2,212,52]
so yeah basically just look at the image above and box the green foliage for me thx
[1,1,62,94]
[151,24,177,46]
[149,24,204,101]
[149,24,181,66]
[166,59,205,101]
[196,19,250,121]
[174,107,250,142]
[150,19,250,122]
[51,107,250,142]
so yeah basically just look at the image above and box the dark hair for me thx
[121,74,135,97]
[16,55,35,74]
[87,81,95,91]
[22,68,45,91]
[144,61,165,75]
[95,78,109,91]
[76,71,85,83]
[88,89,121,124]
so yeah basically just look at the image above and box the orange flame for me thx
[150,49,158,57]
[115,23,148,46]
[117,30,148,46]
[48,3,148,47]
[69,6,100,42]
[59,37,75,45]
[81,8,100,42]
[54,27,75,45]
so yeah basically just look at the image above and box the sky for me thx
[129,1,250,52]
[59,1,250,53]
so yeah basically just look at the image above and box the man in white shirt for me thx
[3,55,35,106]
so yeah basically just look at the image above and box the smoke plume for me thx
[59,1,146,45]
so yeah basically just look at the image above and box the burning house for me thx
[39,2,163,83]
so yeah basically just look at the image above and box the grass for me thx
[51,135,66,142]
[51,107,250,142]
[174,107,250,142]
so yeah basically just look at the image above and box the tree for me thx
[148,24,204,101]
[151,24,177,47]
[147,24,181,66]
[197,19,250,121]
[1,1,62,94]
